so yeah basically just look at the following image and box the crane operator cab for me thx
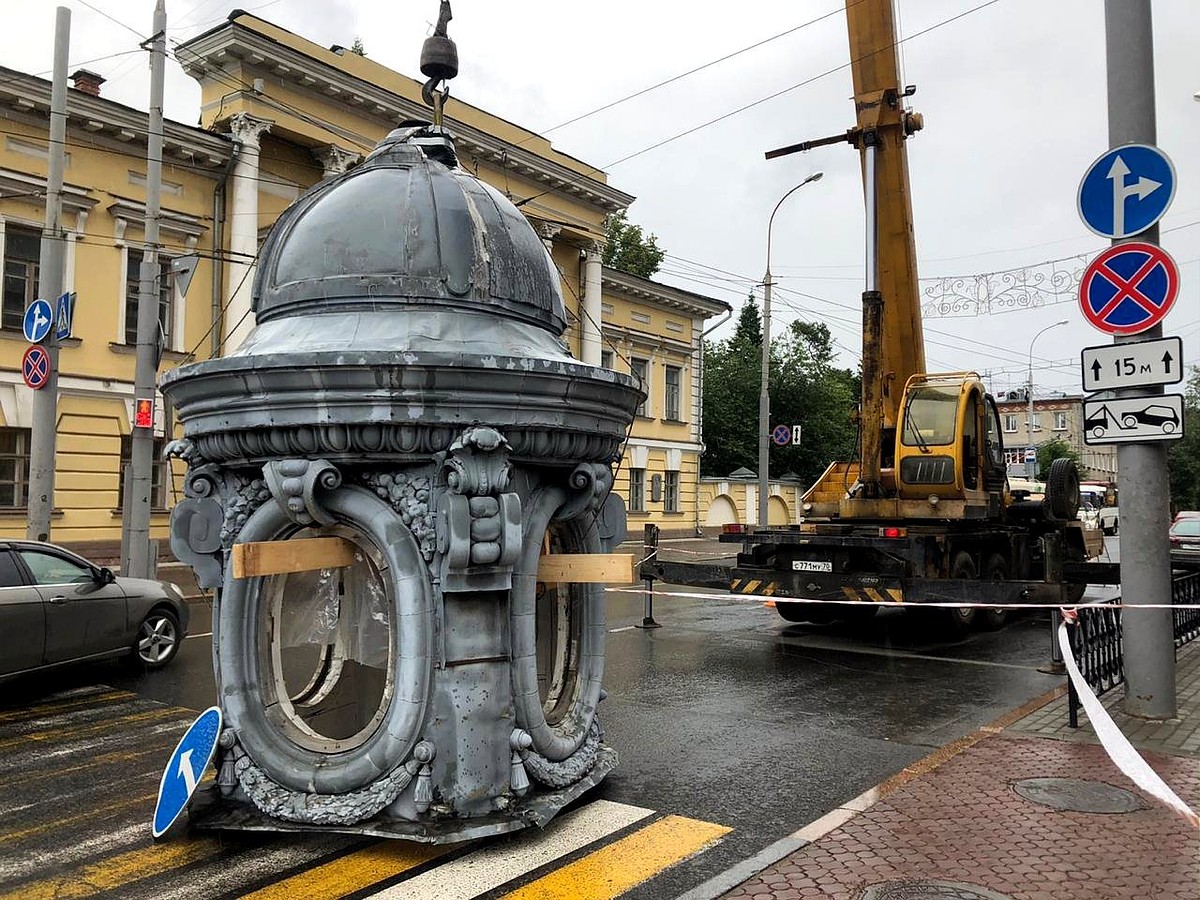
[895,373,1008,508]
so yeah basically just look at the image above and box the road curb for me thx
[675,683,1068,900]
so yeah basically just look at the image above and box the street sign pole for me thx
[26,7,69,543]
[124,0,166,579]
[1105,0,1175,719]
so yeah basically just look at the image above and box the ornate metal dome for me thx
[252,124,566,334]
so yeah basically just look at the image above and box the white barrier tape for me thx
[604,586,1200,612]
[1057,618,1200,828]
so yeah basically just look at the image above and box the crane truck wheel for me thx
[980,553,1009,630]
[1044,458,1081,522]
[942,551,978,637]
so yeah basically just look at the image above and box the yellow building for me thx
[0,11,727,552]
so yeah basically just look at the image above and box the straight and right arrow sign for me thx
[1080,335,1183,393]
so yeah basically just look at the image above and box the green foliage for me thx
[1169,366,1200,512]
[350,37,367,56]
[601,211,665,278]
[701,314,859,485]
[1036,437,1080,479]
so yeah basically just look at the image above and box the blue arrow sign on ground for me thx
[771,424,792,446]
[152,706,221,839]
[1078,144,1176,239]
[22,299,53,344]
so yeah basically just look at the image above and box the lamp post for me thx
[758,172,823,526]
[1026,319,1068,478]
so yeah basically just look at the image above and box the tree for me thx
[1169,366,1200,512]
[350,37,367,56]
[701,314,859,486]
[1036,437,1080,480]
[601,210,664,278]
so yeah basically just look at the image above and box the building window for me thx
[1029,413,1040,432]
[630,358,649,416]
[664,365,682,421]
[119,435,168,509]
[124,250,174,347]
[3,226,40,332]
[1003,414,1017,433]
[0,428,31,508]
[1053,411,1067,431]
[629,467,645,512]
[600,350,614,369]
[664,470,680,513]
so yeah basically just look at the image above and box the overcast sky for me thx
[8,0,1200,396]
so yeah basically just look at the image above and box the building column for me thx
[223,113,272,354]
[314,143,361,179]
[535,221,561,255]
[581,241,603,366]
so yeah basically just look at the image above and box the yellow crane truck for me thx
[641,0,1108,633]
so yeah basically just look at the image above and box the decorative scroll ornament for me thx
[555,462,615,521]
[262,458,343,526]
[438,427,522,592]
[165,439,226,588]
[919,256,1086,319]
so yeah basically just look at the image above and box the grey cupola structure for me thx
[160,122,642,841]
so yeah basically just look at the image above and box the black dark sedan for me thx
[0,541,189,682]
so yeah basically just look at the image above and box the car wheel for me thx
[132,608,181,670]
[1122,414,1138,429]
[1164,421,1177,434]
[1045,458,1081,522]
[1091,426,1105,439]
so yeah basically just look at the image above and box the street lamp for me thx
[1026,319,1068,478]
[759,171,823,526]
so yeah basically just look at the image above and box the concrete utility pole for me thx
[124,0,166,578]
[1106,0,1175,718]
[1026,320,1067,478]
[26,7,70,542]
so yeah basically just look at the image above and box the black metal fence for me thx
[1067,570,1200,727]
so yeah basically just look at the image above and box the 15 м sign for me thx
[1081,336,1183,393]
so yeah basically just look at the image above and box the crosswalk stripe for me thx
[499,814,732,899]
[0,838,223,900]
[369,800,655,900]
[0,745,171,791]
[0,690,135,724]
[0,707,186,751]
[0,791,157,845]
[238,843,451,899]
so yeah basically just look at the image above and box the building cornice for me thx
[0,67,232,170]
[176,23,635,215]
[0,168,96,214]
[602,268,730,319]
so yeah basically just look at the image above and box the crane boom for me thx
[846,0,925,489]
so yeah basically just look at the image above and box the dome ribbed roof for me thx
[251,126,566,334]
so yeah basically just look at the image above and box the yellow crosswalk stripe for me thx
[0,707,185,751]
[239,842,451,899]
[0,792,157,844]
[499,814,731,900]
[0,690,135,724]
[0,838,223,900]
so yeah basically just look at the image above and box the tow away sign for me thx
[1081,336,1183,393]
[1083,394,1184,445]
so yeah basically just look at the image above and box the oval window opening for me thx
[259,528,393,753]
[536,522,584,727]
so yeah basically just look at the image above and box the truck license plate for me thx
[792,560,832,572]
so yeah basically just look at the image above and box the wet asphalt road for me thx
[85,545,1117,899]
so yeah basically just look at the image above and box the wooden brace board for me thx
[232,537,635,584]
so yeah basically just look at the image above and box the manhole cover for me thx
[861,882,1014,900]
[1013,777,1144,813]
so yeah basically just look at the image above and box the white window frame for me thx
[1003,414,1018,433]
[1053,411,1067,431]
[121,246,183,352]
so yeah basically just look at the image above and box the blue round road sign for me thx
[771,424,791,446]
[1079,241,1179,336]
[152,706,222,838]
[21,345,49,390]
[22,299,53,344]
[1078,144,1176,240]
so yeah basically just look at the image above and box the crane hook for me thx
[420,1,457,127]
